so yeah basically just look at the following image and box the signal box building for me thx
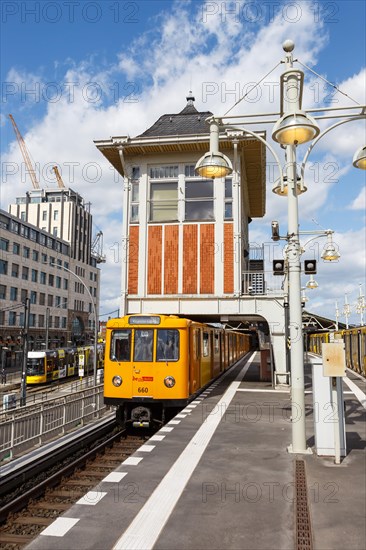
[95,95,287,383]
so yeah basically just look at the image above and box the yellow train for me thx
[26,345,104,384]
[104,314,252,427]
[308,326,366,376]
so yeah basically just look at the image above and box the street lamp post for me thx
[20,297,30,406]
[51,264,98,386]
[356,284,365,326]
[343,293,351,329]
[195,40,365,454]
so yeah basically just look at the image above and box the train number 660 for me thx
[138,387,148,393]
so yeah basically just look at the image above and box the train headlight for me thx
[112,375,123,387]
[164,376,175,388]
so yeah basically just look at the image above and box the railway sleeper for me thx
[0,533,34,544]
[48,489,86,498]
[61,479,96,487]
[28,502,71,511]
[13,516,52,526]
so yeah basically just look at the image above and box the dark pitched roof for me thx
[137,93,213,138]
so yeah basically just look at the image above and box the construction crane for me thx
[9,114,40,190]
[91,231,106,263]
[52,165,66,189]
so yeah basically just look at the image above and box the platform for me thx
[26,352,366,550]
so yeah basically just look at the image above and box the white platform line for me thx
[344,376,366,409]
[236,388,290,394]
[160,426,174,432]
[40,517,79,537]
[346,367,366,382]
[167,420,180,425]
[112,353,255,550]
[123,457,143,465]
[76,491,107,506]
[138,445,155,453]
[150,435,165,441]
[103,472,128,483]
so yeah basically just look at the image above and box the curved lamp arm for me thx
[300,115,366,179]
[227,124,285,190]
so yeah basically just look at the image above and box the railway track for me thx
[0,427,148,549]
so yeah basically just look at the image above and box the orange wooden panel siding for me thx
[164,225,179,294]
[224,223,234,294]
[200,224,215,294]
[128,226,139,294]
[147,226,162,294]
[183,225,198,294]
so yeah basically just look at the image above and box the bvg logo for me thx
[133,376,154,382]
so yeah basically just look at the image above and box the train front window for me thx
[111,330,131,362]
[157,329,179,361]
[134,329,153,362]
[26,358,44,375]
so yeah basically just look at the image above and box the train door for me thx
[361,329,366,376]
[352,330,361,373]
[132,328,154,397]
[201,331,211,386]
[189,327,200,394]
[344,332,352,369]
[212,331,220,377]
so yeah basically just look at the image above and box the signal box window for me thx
[224,178,233,219]
[134,329,153,362]
[130,182,139,224]
[185,180,214,221]
[150,182,178,222]
[157,329,179,361]
[111,330,131,362]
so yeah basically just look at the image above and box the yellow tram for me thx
[26,345,104,384]
[104,314,251,427]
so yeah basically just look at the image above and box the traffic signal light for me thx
[273,259,285,275]
[271,221,280,241]
[304,260,317,274]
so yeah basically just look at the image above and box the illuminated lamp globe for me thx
[353,146,366,170]
[306,276,318,290]
[195,152,233,179]
[272,111,319,145]
[321,243,340,261]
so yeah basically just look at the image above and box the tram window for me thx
[111,330,131,362]
[26,358,44,375]
[134,329,153,362]
[157,329,179,361]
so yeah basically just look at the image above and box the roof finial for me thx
[186,90,195,105]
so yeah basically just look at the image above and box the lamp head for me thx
[321,243,340,261]
[306,275,318,289]
[272,111,319,145]
[353,146,366,170]
[195,151,232,179]
[272,175,307,196]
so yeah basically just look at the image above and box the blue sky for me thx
[1,0,365,324]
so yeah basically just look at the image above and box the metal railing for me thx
[0,384,109,461]
[242,270,285,295]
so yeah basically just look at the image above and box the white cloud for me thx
[1,0,364,319]
[348,186,366,211]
